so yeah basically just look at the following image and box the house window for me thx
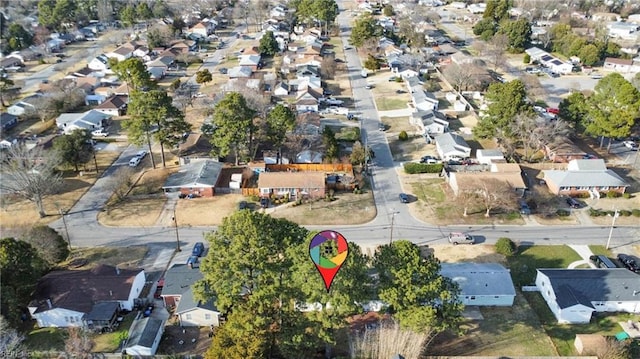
[494,296,500,298]
[205,314,211,320]
[186,314,192,320]
[470,296,476,300]
[547,290,550,296]
[600,186,609,190]
[578,186,590,191]
[559,187,569,191]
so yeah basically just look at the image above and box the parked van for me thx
[448,232,475,245]
[589,255,617,269]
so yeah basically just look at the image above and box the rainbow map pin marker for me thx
[309,230,349,292]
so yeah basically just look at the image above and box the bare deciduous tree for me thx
[107,166,135,202]
[64,327,94,358]
[511,114,572,162]
[483,33,509,71]
[0,315,25,355]
[456,188,478,217]
[597,337,632,359]
[350,320,433,359]
[442,63,476,92]
[321,56,337,79]
[474,179,517,217]
[521,74,546,102]
[0,145,63,218]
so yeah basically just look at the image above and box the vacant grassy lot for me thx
[99,196,165,227]
[176,193,245,226]
[59,246,148,270]
[507,245,581,287]
[270,191,376,225]
[0,148,122,229]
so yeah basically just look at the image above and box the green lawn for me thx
[92,313,136,352]
[588,245,611,257]
[23,326,65,352]
[375,97,408,111]
[507,245,581,287]
[410,179,446,204]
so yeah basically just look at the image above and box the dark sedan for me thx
[399,193,409,203]
[617,254,639,273]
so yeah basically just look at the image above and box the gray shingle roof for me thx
[440,263,516,297]
[435,132,470,155]
[543,167,629,188]
[126,317,163,349]
[175,287,218,314]
[161,264,203,297]
[162,160,223,189]
[538,269,640,309]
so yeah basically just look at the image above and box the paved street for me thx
[49,3,640,257]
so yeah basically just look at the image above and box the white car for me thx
[129,156,142,167]
[623,141,639,150]
[325,98,344,106]
[92,129,108,137]
[136,150,148,159]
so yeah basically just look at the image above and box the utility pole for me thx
[171,208,181,252]
[606,208,619,250]
[59,208,71,249]
[389,210,398,245]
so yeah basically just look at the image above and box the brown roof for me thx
[546,140,585,155]
[112,46,132,56]
[29,264,143,314]
[258,171,325,189]
[96,94,128,109]
[492,163,522,173]
[605,57,633,66]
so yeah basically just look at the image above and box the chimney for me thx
[109,290,113,297]
[46,299,52,309]
[115,266,120,275]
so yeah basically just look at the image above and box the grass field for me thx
[270,191,377,225]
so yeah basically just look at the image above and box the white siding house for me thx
[440,263,516,306]
[124,317,165,356]
[435,133,471,160]
[175,289,221,327]
[535,269,640,324]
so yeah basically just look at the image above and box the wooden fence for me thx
[266,163,353,173]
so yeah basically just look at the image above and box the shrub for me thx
[403,162,444,174]
[619,210,632,216]
[589,208,604,217]
[632,209,640,217]
[523,53,531,64]
[398,131,409,141]
[495,237,516,256]
[606,190,619,199]
[578,192,591,199]
[556,209,570,217]
[622,193,631,199]
[395,76,403,83]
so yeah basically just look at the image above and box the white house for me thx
[174,288,221,327]
[88,54,110,71]
[124,317,165,356]
[56,110,112,134]
[295,88,322,113]
[477,149,505,165]
[435,132,471,160]
[525,47,573,74]
[409,84,439,112]
[410,110,449,139]
[603,57,640,73]
[535,269,640,324]
[7,94,42,117]
[106,45,133,62]
[440,263,516,306]
[274,82,290,96]
[468,3,486,14]
[607,22,639,40]
[548,58,573,74]
[28,265,145,328]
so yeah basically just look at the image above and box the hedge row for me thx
[589,208,640,217]
[404,162,444,174]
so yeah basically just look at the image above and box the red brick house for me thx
[543,159,629,196]
[258,171,326,200]
[162,159,223,197]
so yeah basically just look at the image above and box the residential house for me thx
[440,263,516,306]
[161,264,203,308]
[239,54,262,70]
[228,66,253,78]
[607,22,639,40]
[544,139,586,163]
[0,113,18,131]
[94,95,128,116]
[189,21,215,37]
[535,269,640,324]
[162,159,223,197]
[591,12,621,22]
[407,78,439,112]
[258,171,326,199]
[410,110,449,140]
[543,159,629,196]
[0,56,23,70]
[7,94,42,117]
[56,110,112,134]
[295,87,322,113]
[106,45,133,62]
[435,132,471,160]
[450,51,474,66]
[175,287,221,327]
[603,57,640,73]
[88,54,110,71]
[28,265,145,328]
[270,4,288,18]
[274,82,290,96]
[124,317,165,356]
[525,47,573,74]
[476,149,505,165]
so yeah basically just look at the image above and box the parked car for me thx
[518,199,531,215]
[617,254,639,272]
[136,150,148,159]
[378,123,386,131]
[448,232,475,245]
[192,242,205,257]
[365,84,373,89]
[219,67,228,74]
[260,197,269,208]
[92,129,108,137]
[590,73,603,79]
[565,197,581,209]
[399,193,409,203]
[128,156,142,167]
[420,155,439,164]
[589,255,618,269]
[546,107,560,115]
[238,201,248,210]
[623,141,639,150]
[388,76,398,82]
[186,255,199,267]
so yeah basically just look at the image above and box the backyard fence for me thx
[266,163,353,173]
